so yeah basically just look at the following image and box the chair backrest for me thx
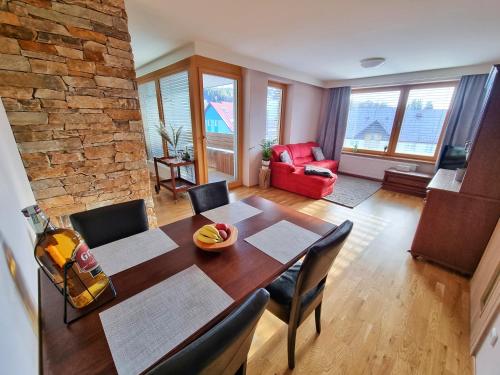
[69,199,149,248]
[188,181,230,215]
[295,220,353,297]
[147,289,270,375]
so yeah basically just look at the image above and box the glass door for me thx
[201,73,239,184]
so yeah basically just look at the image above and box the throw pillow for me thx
[312,147,325,161]
[304,165,334,178]
[280,150,293,165]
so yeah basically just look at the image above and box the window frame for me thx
[342,81,458,162]
[267,81,287,144]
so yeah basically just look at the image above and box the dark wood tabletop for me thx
[39,196,335,374]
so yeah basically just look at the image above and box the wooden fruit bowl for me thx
[193,225,238,252]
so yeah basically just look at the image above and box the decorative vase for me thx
[262,159,270,167]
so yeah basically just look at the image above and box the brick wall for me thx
[0,0,157,226]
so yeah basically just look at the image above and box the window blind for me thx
[159,71,194,158]
[344,90,401,152]
[396,87,455,157]
[266,86,283,142]
[138,81,163,159]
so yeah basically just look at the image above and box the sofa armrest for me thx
[271,161,295,173]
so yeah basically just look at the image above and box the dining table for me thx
[39,195,335,374]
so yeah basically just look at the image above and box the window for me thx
[159,71,194,158]
[343,90,401,152]
[138,81,163,159]
[266,82,286,143]
[138,71,194,161]
[343,82,456,160]
[396,86,455,157]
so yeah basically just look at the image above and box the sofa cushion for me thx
[312,147,325,161]
[271,144,290,162]
[280,150,293,164]
[288,142,318,165]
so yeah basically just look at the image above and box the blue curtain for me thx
[442,74,488,147]
[318,86,351,161]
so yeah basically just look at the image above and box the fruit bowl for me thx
[193,224,238,252]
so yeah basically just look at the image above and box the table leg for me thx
[153,158,160,194]
[170,165,177,201]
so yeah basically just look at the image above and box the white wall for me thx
[339,153,436,180]
[475,311,500,375]
[242,68,326,186]
[0,102,38,374]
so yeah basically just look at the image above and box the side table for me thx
[153,157,197,200]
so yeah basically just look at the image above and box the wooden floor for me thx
[152,185,472,375]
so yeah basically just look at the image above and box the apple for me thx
[215,223,229,231]
[218,229,228,241]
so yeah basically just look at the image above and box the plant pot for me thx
[262,159,270,167]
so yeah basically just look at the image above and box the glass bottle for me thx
[22,205,110,309]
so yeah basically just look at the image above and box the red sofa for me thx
[270,142,339,199]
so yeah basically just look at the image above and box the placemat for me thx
[201,201,262,224]
[245,220,321,264]
[91,228,178,276]
[99,265,234,375]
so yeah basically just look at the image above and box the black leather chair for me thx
[69,199,149,248]
[147,288,270,375]
[265,220,353,369]
[187,180,230,214]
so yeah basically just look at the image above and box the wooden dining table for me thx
[39,195,335,374]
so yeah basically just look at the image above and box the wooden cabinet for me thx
[470,219,500,354]
[410,65,500,276]
[382,168,433,197]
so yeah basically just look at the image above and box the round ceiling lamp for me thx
[360,57,386,68]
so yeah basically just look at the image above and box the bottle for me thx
[22,205,110,309]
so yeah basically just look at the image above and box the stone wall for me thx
[0,0,156,226]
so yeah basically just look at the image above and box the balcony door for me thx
[200,72,241,186]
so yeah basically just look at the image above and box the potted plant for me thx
[157,120,183,158]
[260,139,275,168]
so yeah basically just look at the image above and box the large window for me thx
[138,81,163,159]
[138,71,194,160]
[266,82,286,143]
[343,82,456,160]
[159,71,194,158]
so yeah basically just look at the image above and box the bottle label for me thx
[75,243,101,277]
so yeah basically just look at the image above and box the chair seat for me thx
[265,262,325,320]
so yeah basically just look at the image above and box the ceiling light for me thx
[360,57,386,68]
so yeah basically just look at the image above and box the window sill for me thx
[341,151,436,165]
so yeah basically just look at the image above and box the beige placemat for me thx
[99,265,234,375]
[245,220,321,264]
[201,201,262,224]
[91,228,178,276]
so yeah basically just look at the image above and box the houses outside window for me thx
[266,82,286,143]
[343,82,457,160]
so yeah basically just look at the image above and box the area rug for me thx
[323,175,382,208]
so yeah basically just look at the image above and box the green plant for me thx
[261,139,276,161]
[157,120,183,155]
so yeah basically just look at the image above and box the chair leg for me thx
[287,322,297,369]
[236,361,247,375]
[315,303,322,334]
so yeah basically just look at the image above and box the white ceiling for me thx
[126,0,500,84]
